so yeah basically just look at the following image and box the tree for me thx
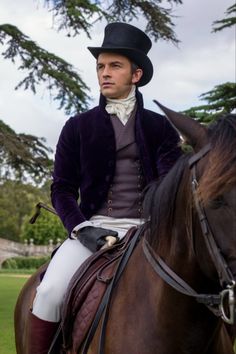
[20,208,66,245]
[184,4,236,123]
[0,119,53,183]
[184,82,236,123]
[0,24,90,116]
[212,3,236,32]
[0,180,51,241]
[46,0,182,43]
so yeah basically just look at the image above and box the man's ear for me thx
[132,68,143,85]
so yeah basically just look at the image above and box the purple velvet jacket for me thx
[51,90,182,234]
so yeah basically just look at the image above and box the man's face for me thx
[96,53,143,99]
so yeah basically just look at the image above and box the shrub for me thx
[2,256,50,269]
[20,208,67,245]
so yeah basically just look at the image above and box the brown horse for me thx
[15,105,236,354]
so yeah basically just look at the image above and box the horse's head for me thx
[154,101,236,324]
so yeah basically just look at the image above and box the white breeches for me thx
[32,217,144,322]
[32,238,92,322]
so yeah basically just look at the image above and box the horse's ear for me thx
[154,100,208,149]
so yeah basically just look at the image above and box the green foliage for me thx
[183,82,236,124]
[183,5,235,125]
[45,0,109,38]
[2,256,49,269]
[110,0,182,43]
[45,0,182,43]
[0,24,90,115]
[0,119,53,183]
[0,180,51,241]
[212,3,236,32]
[20,207,67,245]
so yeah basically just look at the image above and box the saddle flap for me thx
[61,228,136,351]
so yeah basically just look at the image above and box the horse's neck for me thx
[150,173,219,301]
[113,240,224,354]
[157,178,195,272]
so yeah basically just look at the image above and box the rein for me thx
[143,144,236,325]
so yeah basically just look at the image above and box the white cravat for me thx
[105,85,136,125]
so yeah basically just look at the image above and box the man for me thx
[28,22,182,353]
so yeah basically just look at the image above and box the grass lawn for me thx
[0,274,29,354]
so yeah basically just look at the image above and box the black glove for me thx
[77,226,119,253]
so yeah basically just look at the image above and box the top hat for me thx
[88,22,153,86]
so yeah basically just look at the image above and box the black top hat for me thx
[88,22,153,86]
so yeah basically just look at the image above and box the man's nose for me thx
[102,65,111,77]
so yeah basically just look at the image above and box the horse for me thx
[14,103,236,354]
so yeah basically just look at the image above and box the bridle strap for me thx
[191,164,235,287]
[142,238,221,315]
[188,143,211,168]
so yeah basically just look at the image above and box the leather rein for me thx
[143,143,236,325]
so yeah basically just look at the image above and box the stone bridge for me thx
[0,238,59,267]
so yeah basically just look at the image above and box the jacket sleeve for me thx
[156,117,183,178]
[51,117,86,234]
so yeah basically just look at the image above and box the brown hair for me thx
[198,114,236,205]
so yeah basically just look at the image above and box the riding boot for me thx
[27,311,59,354]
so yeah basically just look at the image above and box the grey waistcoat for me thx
[96,110,145,218]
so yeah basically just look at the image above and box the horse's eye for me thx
[210,196,227,209]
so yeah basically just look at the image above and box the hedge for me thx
[2,256,50,270]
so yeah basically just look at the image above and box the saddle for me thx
[60,226,139,353]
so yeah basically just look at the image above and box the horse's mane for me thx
[143,153,191,251]
[143,113,236,249]
[198,113,236,204]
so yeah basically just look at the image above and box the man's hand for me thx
[77,226,119,253]
[101,236,118,249]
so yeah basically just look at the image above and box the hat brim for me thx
[88,47,153,87]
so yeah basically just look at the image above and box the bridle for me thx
[143,143,236,325]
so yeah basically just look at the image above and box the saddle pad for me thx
[61,227,137,352]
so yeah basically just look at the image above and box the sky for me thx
[0,0,235,152]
